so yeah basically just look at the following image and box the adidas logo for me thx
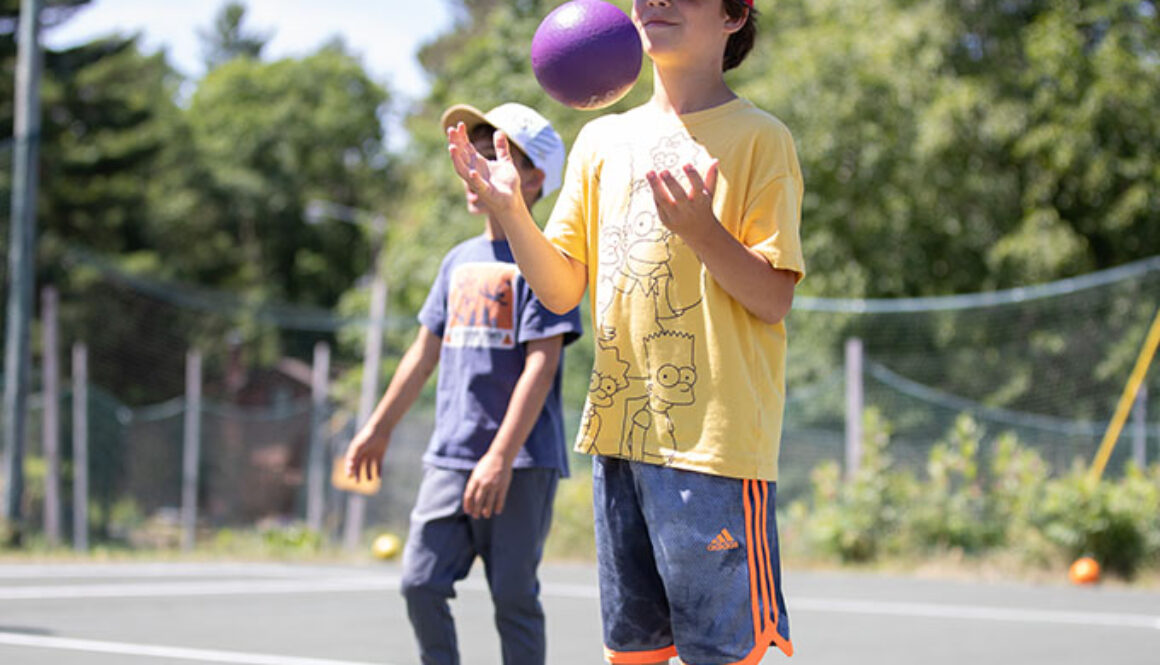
[707,528,739,552]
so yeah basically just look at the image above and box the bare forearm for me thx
[364,330,440,438]
[682,222,796,324]
[499,206,587,314]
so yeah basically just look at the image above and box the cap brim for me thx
[439,103,533,163]
[440,104,489,134]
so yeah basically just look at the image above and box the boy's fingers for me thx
[658,169,689,204]
[462,492,473,516]
[446,124,466,154]
[645,171,675,209]
[494,131,512,163]
[684,162,717,200]
[468,169,492,196]
[463,482,480,516]
[683,164,706,200]
[448,145,471,180]
[704,160,719,196]
[477,487,492,518]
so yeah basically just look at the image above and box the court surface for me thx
[1,561,1157,664]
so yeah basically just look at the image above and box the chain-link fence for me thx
[9,252,1160,549]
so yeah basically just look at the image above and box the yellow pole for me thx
[1089,307,1160,482]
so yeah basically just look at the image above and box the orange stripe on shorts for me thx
[603,644,679,664]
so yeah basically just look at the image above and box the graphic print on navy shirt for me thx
[417,236,584,476]
[445,262,518,350]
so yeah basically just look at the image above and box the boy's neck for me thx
[649,61,736,116]
[484,215,507,241]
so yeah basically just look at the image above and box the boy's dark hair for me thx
[723,0,758,72]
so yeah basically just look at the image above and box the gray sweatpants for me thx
[400,465,558,665]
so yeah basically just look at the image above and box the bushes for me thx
[1034,462,1160,578]
[794,409,917,562]
[787,412,1160,578]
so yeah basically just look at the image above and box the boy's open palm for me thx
[344,426,390,483]
[463,451,513,519]
[646,160,720,243]
[447,124,523,214]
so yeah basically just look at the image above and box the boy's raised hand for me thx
[447,123,524,214]
[645,160,720,243]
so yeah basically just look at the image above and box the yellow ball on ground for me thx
[371,532,402,560]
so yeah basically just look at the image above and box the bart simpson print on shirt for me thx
[586,129,713,463]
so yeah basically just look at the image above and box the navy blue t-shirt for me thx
[418,235,583,476]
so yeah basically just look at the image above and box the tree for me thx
[177,43,393,360]
[196,1,269,71]
[400,0,1159,422]
[732,0,1159,297]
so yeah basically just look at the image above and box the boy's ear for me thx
[723,7,748,34]
[523,167,547,193]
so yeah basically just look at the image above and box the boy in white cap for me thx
[345,102,581,665]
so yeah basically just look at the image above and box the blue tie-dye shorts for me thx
[593,455,793,664]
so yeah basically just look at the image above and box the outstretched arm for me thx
[447,124,587,313]
[344,326,441,481]
[462,335,563,519]
[646,161,796,324]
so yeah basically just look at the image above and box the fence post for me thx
[307,342,330,532]
[344,270,387,550]
[845,337,864,480]
[1132,386,1147,468]
[41,287,61,546]
[181,350,202,552]
[1,0,45,543]
[71,343,88,551]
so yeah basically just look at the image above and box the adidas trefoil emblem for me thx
[707,528,739,551]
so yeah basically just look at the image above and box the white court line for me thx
[2,575,1158,632]
[0,577,399,600]
[792,597,1160,630]
[0,632,390,665]
[0,562,357,579]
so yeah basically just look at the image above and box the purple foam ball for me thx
[531,0,643,110]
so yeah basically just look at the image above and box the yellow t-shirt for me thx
[545,98,805,481]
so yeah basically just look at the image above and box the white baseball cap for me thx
[441,102,566,197]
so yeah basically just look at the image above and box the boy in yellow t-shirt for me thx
[447,1,803,663]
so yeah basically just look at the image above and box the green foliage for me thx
[1035,462,1160,578]
[184,46,390,308]
[544,470,596,561]
[196,1,270,70]
[797,409,917,562]
[910,415,1001,552]
[4,7,398,404]
[256,522,324,554]
[988,431,1052,551]
[399,0,1160,431]
[790,411,1160,578]
[738,0,1160,298]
